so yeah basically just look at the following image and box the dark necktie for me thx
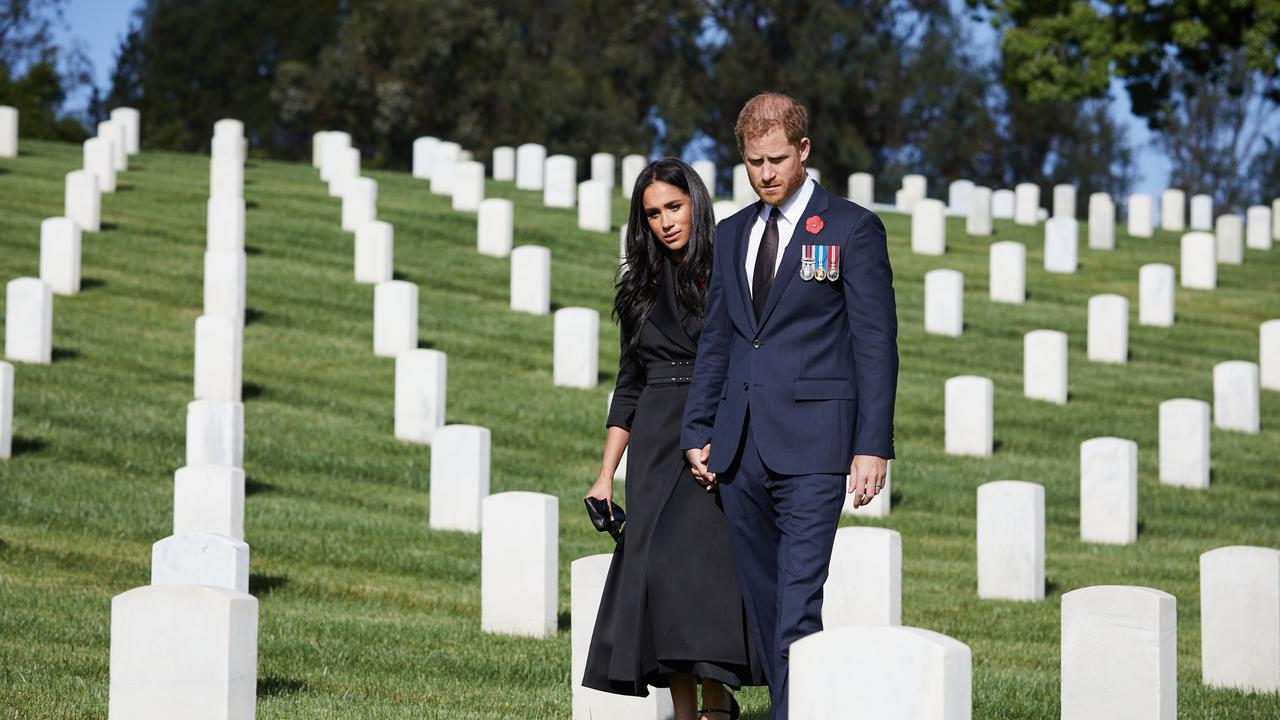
[753,206,781,321]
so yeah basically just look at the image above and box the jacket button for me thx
[742,383,749,391]
[752,339,761,348]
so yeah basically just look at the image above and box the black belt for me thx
[645,360,695,386]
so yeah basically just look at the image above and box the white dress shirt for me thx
[744,176,816,294]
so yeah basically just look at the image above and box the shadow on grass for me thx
[242,382,267,400]
[244,475,276,496]
[1045,578,1060,596]
[258,675,307,698]
[597,369,616,385]
[80,277,106,291]
[558,610,571,632]
[115,184,134,192]
[246,200,260,211]
[52,347,80,362]
[10,436,48,456]
[245,307,265,325]
[392,270,412,282]
[250,573,289,596]
[417,339,436,350]
[550,301,565,312]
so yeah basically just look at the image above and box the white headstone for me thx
[0,361,11,459]
[712,201,738,224]
[1179,231,1216,289]
[326,147,359,199]
[1200,546,1280,694]
[977,481,1045,601]
[1087,294,1128,364]
[207,196,245,254]
[1213,361,1259,434]
[312,130,330,168]
[544,155,577,208]
[924,269,963,336]
[1138,263,1175,327]
[477,198,513,258]
[209,155,243,201]
[98,120,128,172]
[1275,198,1280,241]
[428,424,489,533]
[1079,437,1138,544]
[554,308,599,389]
[516,143,547,190]
[1024,330,1067,405]
[945,376,993,457]
[1061,585,1176,720]
[84,137,117,193]
[108,584,257,719]
[186,399,243,468]
[150,533,250,594]
[39,217,81,296]
[194,314,242,402]
[412,136,439,179]
[173,465,245,540]
[203,250,246,326]
[1014,182,1040,225]
[1158,398,1209,490]
[1215,214,1243,265]
[989,241,1025,304]
[790,626,972,720]
[1246,205,1272,250]
[732,164,753,208]
[1088,193,1115,250]
[319,131,351,181]
[4,278,52,365]
[213,118,243,140]
[210,132,241,165]
[1044,217,1079,273]
[621,154,647,197]
[590,152,615,189]
[452,160,486,212]
[901,174,927,212]
[911,199,946,255]
[966,186,992,236]
[948,179,974,215]
[113,108,141,156]
[1053,184,1076,219]
[823,527,902,628]
[1128,194,1154,238]
[991,189,1015,219]
[481,491,558,637]
[341,177,377,232]
[0,105,16,157]
[578,180,611,232]
[394,348,446,444]
[693,160,716,196]
[848,172,874,208]
[373,281,418,358]
[1189,194,1213,230]
[64,170,100,233]
[429,142,461,197]
[1160,189,1185,231]
[354,220,393,284]
[491,145,515,181]
[807,168,822,185]
[510,246,551,315]
[1262,319,1280,391]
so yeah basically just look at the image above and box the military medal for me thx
[800,245,816,281]
[827,245,840,281]
[814,245,827,281]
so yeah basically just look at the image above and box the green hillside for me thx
[1,139,1277,719]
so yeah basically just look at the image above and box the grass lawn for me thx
[1,139,1278,718]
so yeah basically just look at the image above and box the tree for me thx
[0,0,91,142]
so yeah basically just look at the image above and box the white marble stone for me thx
[108,584,257,719]
[0,361,11,459]
[578,180,611,232]
[84,136,117,193]
[924,269,963,336]
[989,241,1025,304]
[1087,294,1128,364]
[1200,546,1280,693]
[98,120,128,171]
[394,349,446,444]
[354,220,393,284]
[319,131,351,181]
[173,465,245,540]
[1024,330,1067,405]
[1213,361,1259,434]
[482,491,558,637]
[412,136,439,179]
[1014,182,1040,225]
[842,460,892,518]
[1088,193,1115,250]
[327,147,359,199]
[207,196,245,255]
[203,251,246,327]
[1061,585,1176,720]
[554,308,599,389]
[1190,194,1213,230]
[429,142,461,197]
[452,160,486,212]
[209,156,243,201]
[113,108,141,156]
[186,399,244,468]
[732,165,753,208]
[210,133,241,168]
[978,481,1045,601]
[590,152,615,189]
[808,168,822,185]
[790,626,972,720]
[341,176,377,232]
[948,179,974,215]
[911,199,946,255]
[712,201,738,224]
[1128,193,1154,238]
[0,105,16,157]
[428,424,489,533]
[692,160,716,196]
[966,186,992,236]
[991,189,1015,219]
[1053,184,1076,219]
[1138,264,1175,327]
[64,170,100,233]
[1158,398,1209,490]
[544,154,577,208]
[39,217,81,296]
[213,118,243,140]
[823,527,901,628]
[312,130,330,168]
[476,199,513,258]
[1160,189,1185,231]
[150,533,250,594]
[1275,198,1280,241]
[516,143,547,190]
[4,278,52,365]
[373,281,418,358]
[194,315,242,403]
[945,376,993,457]
[621,154,647,197]
[901,174,927,212]
[1079,437,1138,544]
[510,245,551,315]
[848,172,874,208]
[1044,217,1079,273]
[1246,205,1272,250]
[1179,231,1216,289]
[1263,320,1280,391]
[1215,214,1243,265]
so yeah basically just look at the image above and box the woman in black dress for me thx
[583,158,762,719]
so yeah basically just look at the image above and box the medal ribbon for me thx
[829,245,839,278]
[816,245,826,276]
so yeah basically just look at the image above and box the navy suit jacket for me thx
[680,182,898,475]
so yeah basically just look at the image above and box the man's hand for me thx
[847,454,888,508]
[686,444,717,491]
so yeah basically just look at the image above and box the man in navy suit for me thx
[681,93,897,719]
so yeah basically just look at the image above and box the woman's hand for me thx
[585,476,615,519]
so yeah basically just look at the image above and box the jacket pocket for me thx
[794,378,855,401]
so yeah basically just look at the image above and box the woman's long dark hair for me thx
[614,158,715,373]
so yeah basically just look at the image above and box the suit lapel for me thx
[732,203,761,335]
[756,183,831,331]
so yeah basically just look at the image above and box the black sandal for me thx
[699,691,741,720]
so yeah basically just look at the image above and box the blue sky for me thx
[56,0,1173,195]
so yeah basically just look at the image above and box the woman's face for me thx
[642,181,692,255]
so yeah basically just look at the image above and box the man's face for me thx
[742,127,810,206]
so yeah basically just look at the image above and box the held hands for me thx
[686,444,717,492]
[848,454,888,508]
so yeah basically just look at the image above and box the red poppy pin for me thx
[805,215,824,234]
